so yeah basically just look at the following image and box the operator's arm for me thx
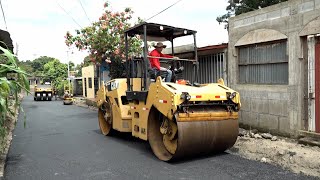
[160,53,173,58]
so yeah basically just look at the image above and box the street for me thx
[4,95,317,180]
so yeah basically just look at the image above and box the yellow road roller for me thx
[63,83,73,105]
[96,22,241,161]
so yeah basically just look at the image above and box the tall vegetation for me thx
[0,46,30,146]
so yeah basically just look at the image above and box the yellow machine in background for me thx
[34,83,53,101]
[96,22,241,161]
[63,81,73,105]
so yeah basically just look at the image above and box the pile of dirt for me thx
[229,128,320,178]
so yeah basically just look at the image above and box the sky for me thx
[0,0,229,65]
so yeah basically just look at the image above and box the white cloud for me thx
[0,0,229,64]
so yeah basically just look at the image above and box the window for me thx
[238,41,288,84]
[88,77,92,88]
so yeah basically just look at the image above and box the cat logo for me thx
[107,80,119,91]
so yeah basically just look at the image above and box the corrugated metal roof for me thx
[198,43,228,51]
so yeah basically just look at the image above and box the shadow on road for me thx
[93,128,233,164]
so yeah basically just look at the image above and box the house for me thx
[228,0,320,136]
[82,65,99,99]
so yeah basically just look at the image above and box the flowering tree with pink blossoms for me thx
[65,1,142,67]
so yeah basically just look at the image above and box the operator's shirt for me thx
[149,49,173,70]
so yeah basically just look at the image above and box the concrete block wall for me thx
[228,0,320,136]
[237,85,291,135]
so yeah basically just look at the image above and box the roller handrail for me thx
[147,56,196,62]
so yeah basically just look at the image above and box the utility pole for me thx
[67,50,71,92]
[15,42,18,56]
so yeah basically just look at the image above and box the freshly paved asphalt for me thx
[4,95,318,180]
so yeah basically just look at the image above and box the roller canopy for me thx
[125,22,196,40]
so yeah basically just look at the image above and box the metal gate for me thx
[180,52,226,84]
[198,53,225,84]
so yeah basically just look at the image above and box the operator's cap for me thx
[153,42,166,48]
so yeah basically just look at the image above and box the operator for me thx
[101,54,112,83]
[149,42,177,82]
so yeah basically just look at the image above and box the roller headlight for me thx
[229,92,237,99]
[180,92,191,101]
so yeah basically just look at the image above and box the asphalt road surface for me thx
[4,95,318,180]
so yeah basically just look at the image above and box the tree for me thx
[82,56,93,67]
[75,64,82,77]
[31,56,55,72]
[18,60,34,74]
[74,56,93,77]
[64,1,142,78]
[217,0,288,29]
[43,59,68,87]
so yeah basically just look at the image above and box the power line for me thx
[55,0,82,28]
[77,0,91,23]
[0,0,8,30]
[145,0,183,22]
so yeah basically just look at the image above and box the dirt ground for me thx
[229,129,320,178]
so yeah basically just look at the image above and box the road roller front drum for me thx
[148,108,239,161]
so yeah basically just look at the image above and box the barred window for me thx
[238,41,288,84]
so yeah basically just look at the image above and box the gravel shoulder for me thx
[230,129,320,178]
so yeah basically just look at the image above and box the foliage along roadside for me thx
[0,45,30,149]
